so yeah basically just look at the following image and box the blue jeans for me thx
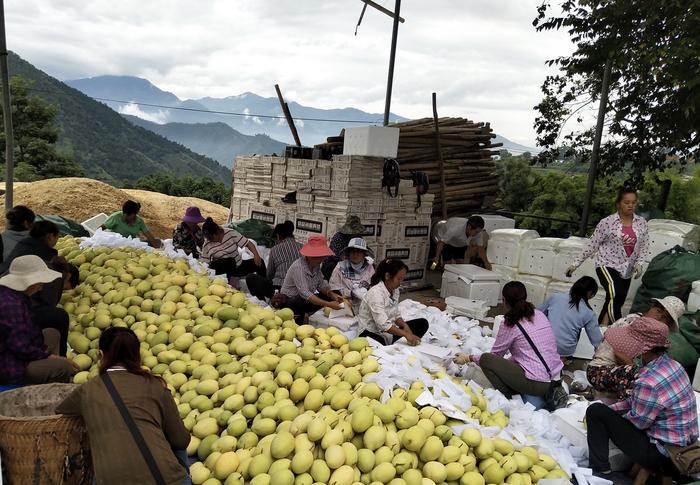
[174,449,191,485]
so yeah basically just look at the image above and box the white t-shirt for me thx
[435,218,488,248]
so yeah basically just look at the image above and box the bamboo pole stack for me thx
[314,117,501,218]
[389,117,501,218]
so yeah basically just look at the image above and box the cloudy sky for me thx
[6,0,573,146]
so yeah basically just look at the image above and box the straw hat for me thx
[300,235,334,258]
[652,296,685,327]
[0,255,62,292]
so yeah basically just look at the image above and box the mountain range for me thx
[8,52,230,183]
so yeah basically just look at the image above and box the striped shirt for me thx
[201,229,248,266]
[573,213,649,279]
[611,353,699,455]
[267,237,302,287]
[280,257,330,300]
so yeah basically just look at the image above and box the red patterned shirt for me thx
[610,353,699,455]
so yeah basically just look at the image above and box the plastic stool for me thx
[0,384,24,393]
[521,394,545,410]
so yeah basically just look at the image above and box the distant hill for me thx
[66,74,539,154]
[8,53,230,184]
[123,116,286,167]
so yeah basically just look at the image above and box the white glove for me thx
[565,265,576,278]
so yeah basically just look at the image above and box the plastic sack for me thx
[631,246,700,314]
[224,219,276,248]
[668,331,700,368]
[36,214,89,237]
[679,310,700,350]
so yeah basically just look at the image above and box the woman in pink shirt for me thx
[455,282,563,398]
[568,188,649,326]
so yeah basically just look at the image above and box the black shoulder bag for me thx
[515,322,568,411]
[101,373,167,485]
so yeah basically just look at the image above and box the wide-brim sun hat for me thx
[339,215,365,235]
[300,235,334,258]
[343,237,374,257]
[605,316,671,356]
[182,206,206,224]
[652,296,685,327]
[0,255,62,292]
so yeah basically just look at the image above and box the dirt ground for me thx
[0,178,230,238]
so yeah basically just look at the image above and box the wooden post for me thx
[0,0,14,209]
[432,93,447,219]
[580,56,613,236]
[274,84,302,147]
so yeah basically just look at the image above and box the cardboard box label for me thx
[362,224,376,236]
[386,248,410,260]
[251,210,275,225]
[405,225,430,237]
[405,268,425,281]
[297,218,324,234]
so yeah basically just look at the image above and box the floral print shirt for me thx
[573,213,649,279]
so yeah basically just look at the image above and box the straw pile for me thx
[0,178,229,238]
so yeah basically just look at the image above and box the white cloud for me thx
[117,102,169,124]
[6,0,574,146]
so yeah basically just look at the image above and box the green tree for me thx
[0,76,83,180]
[496,156,537,214]
[133,174,231,206]
[533,1,700,183]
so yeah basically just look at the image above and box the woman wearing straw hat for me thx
[586,322,698,479]
[323,215,366,280]
[278,235,345,323]
[0,255,76,385]
[172,206,206,258]
[587,296,684,400]
[329,237,376,314]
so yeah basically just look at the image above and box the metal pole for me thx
[383,0,401,126]
[579,56,613,236]
[431,93,448,219]
[0,0,13,209]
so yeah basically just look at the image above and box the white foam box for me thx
[518,274,551,307]
[472,214,516,233]
[648,219,700,241]
[81,213,108,235]
[646,229,698,262]
[545,280,573,303]
[486,229,539,268]
[689,283,700,312]
[440,264,501,306]
[573,326,607,359]
[518,237,563,277]
[342,126,400,158]
[552,236,597,282]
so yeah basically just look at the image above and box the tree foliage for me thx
[131,174,231,206]
[0,76,84,180]
[533,0,700,183]
[496,156,700,236]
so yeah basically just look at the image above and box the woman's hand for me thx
[453,353,471,365]
[327,301,343,311]
[405,332,420,346]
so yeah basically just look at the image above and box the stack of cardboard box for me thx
[229,154,434,286]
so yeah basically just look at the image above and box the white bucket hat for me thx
[0,255,62,292]
[652,296,686,327]
[343,237,374,257]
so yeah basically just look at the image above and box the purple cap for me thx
[182,206,205,224]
